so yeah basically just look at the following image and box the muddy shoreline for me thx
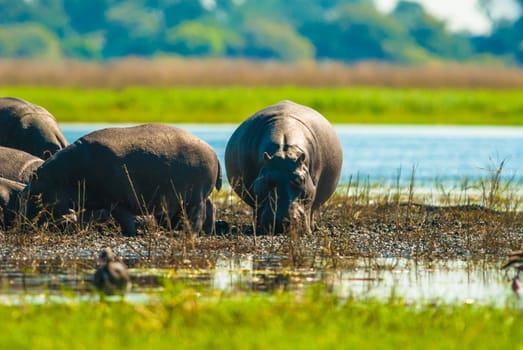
[1,199,521,273]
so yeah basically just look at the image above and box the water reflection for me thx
[0,256,515,305]
[210,257,514,306]
[332,260,511,306]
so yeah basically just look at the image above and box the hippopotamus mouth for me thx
[250,153,315,235]
[256,195,311,235]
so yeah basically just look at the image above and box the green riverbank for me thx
[1,86,522,125]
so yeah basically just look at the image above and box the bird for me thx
[501,249,523,296]
[93,247,131,296]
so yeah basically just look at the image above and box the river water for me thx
[62,124,523,187]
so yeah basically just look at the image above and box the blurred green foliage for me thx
[0,284,523,349]
[1,86,521,125]
[0,24,62,60]
[0,0,521,64]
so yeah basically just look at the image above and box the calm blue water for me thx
[61,124,523,186]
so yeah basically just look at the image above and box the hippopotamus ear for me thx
[42,150,53,160]
[297,153,306,164]
[263,152,272,162]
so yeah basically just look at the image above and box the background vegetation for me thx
[1,85,522,125]
[0,0,522,65]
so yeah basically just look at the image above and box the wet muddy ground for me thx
[1,198,521,271]
[1,196,522,304]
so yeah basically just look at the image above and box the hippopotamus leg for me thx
[202,198,216,235]
[183,198,205,235]
[112,206,138,236]
[166,195,214,235]
[156,211,179,232]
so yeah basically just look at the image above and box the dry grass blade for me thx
[1,58,523,88]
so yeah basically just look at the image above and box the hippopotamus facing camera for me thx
[0,97,68,159]
[225,100,342,235]
[25,124,222,236]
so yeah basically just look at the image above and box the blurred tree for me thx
[25,0,69,37]
[64,0,112,33]
[165,19,242,56]
[62,32,104,59]
[476,0,523,63]
[0,23,62,60]
[238,18,315,61]
[0,0,518,64]
[0,0,33,24]
[301,2,413,62]
[146,0,205,27]
[392,1,472,60]
[103,1,164,57]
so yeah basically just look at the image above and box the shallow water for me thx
[0,257,515,306]
[62,124,523,187]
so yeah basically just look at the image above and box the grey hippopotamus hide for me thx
[0,177,25,228]
[225,100,342,234]
[0,146,44,184]
[26,124,222,236]
[0,97,68,159]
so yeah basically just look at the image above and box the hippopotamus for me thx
[225,100,342,234]
[25,124,222,235]
[0,97,68,159]
[0,177,25,228]
[0,146,44,184]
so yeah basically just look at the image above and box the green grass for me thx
[0,86,522,125]
[0,284,522,349]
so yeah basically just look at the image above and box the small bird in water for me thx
[501,249,523,296]
[94,247,131,296]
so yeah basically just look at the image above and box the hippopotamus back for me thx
[0,97,68,159]
[225,100,342,234]
[0,146,43,184]
[28,123,222,235]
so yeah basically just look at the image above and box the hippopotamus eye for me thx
[291,176,305,187]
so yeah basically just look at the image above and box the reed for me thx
[1,58,523,88]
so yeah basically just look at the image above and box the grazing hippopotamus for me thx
[0,177,25,228]
[25,124,222,235]
[225,100,342,234]
[0,146,44,184]
[0,97,68,159]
